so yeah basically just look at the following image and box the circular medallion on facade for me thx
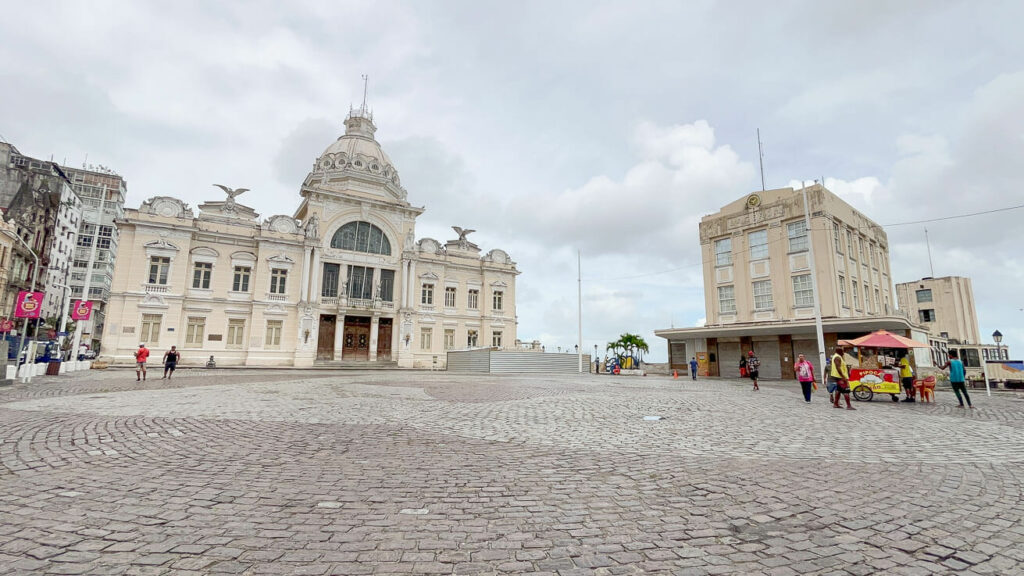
[746,194,762,208]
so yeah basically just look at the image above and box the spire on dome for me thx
[345,74,376,138]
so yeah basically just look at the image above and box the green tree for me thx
[607,333,650,368]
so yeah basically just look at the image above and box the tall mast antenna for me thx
[925,227,935,277]
[757,128,766,191]
[361,74,369,111]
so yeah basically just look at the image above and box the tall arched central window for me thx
[330,221,391,255]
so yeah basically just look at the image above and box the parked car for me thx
[78,349,97,360]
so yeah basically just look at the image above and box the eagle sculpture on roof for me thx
[452,226,475,242]
[213,184,249,198]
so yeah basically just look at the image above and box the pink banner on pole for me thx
[14,291,44,319]
[71,300,93,321]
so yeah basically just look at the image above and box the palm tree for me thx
[608,333,650,368]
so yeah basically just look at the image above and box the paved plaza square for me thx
[1,369,1023,575]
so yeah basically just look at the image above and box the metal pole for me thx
[577,249,583,373]
[13,234,39,382]
[71,185,106,361]
[983,357,991,397]
[801,182,827,386]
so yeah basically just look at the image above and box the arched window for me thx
[330,221,391,255]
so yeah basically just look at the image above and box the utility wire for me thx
[880,202,1024,227]
[585,200,1024,282]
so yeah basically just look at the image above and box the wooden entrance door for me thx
[317,315,335,361]
[342,316,371,361]
[377,318,393,361]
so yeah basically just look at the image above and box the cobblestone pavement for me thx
[1,371,1022,575]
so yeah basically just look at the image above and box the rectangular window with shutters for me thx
[185,317,205,346]
[792,274,813,307]
[714,238,732,266]
[227,319,245,348]
[752,280,773,310]
[718,285,736,314]
[919,309,936,322]
[846,230,854,260]
[192,262,212,289]
[321,263,340,297]
[467,289,479,309]
[748,230,768,260]
[444,286,457,308]
[874,288,881,314]
[492,290,503,311]
[420,327,432,351]
[378,269,395,302]
[346,266,374,300]
[833,222,842,253]
[232,266,251,292]
[839,275,848,308]
[467,329,478,347]
[269,269,287,294]
[787,220,808,252]
[492,331,502,347]
[864,283,871,313]
[140,314,161,344]
[444,329,455,350]
[852,281,860,309]
[265,320,283,349]
[148,257,170,285]
[421,283,434,305]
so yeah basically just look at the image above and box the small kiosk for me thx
[844,330,931,402]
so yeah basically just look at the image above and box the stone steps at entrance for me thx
[312,360,398,369]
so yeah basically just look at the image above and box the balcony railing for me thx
[266,293,287,302]
[144,284,169,294]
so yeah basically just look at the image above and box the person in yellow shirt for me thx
[898,354,915,402]
[830,346,855,410]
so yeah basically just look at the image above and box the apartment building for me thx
[657,184,924,379]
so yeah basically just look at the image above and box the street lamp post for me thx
[12,233,40,382]
[594,344,598,374]
[991,330,1004,394]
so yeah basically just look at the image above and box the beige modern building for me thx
[102,106,518,368]
[657,184,924,379]
[895,276,979,345]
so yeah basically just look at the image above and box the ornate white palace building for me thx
[101,107,519,368]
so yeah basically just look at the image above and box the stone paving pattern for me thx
[1,369,1022,575]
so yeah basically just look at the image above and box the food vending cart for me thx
[844,330,931,402]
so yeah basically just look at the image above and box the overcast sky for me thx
[2,1,1022,361]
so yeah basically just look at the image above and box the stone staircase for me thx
[312,360,399,370]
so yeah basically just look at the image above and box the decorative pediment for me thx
[267,253,296,269]
[417,238,444,255]
[419,271,440,281]
[265,215,300,235]
[484,249,511,264]
[190,246,219,264]
[140,196,194,219]
[489,280,509,288]
[265,303,288,316]
[231,251,257,267]
[138,293,168,309]
[143,238,180,258]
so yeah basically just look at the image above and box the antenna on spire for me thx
[757,128,766,191]
[361,74,369,111]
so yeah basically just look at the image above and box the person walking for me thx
[134,343,150,382]
[898,353,916,402]
[830,346,855,410]
[939,350,973,408]
[162,346,180,380]
[689,357,698,380]
[794,353,816,403]
[739,355,748,378]
[747,350,760,391]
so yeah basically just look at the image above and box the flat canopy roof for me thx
[655,316,920,340]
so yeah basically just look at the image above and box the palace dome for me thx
[311,107,402,188]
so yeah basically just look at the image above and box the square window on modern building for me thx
[919,309,936,323]
[792,274,813,307]
[916,289,932,303]
[787,221,808,252]
[718,285,736,314]
[752,280,773,310]
[748,230,768,260]
[715,238,732,266]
